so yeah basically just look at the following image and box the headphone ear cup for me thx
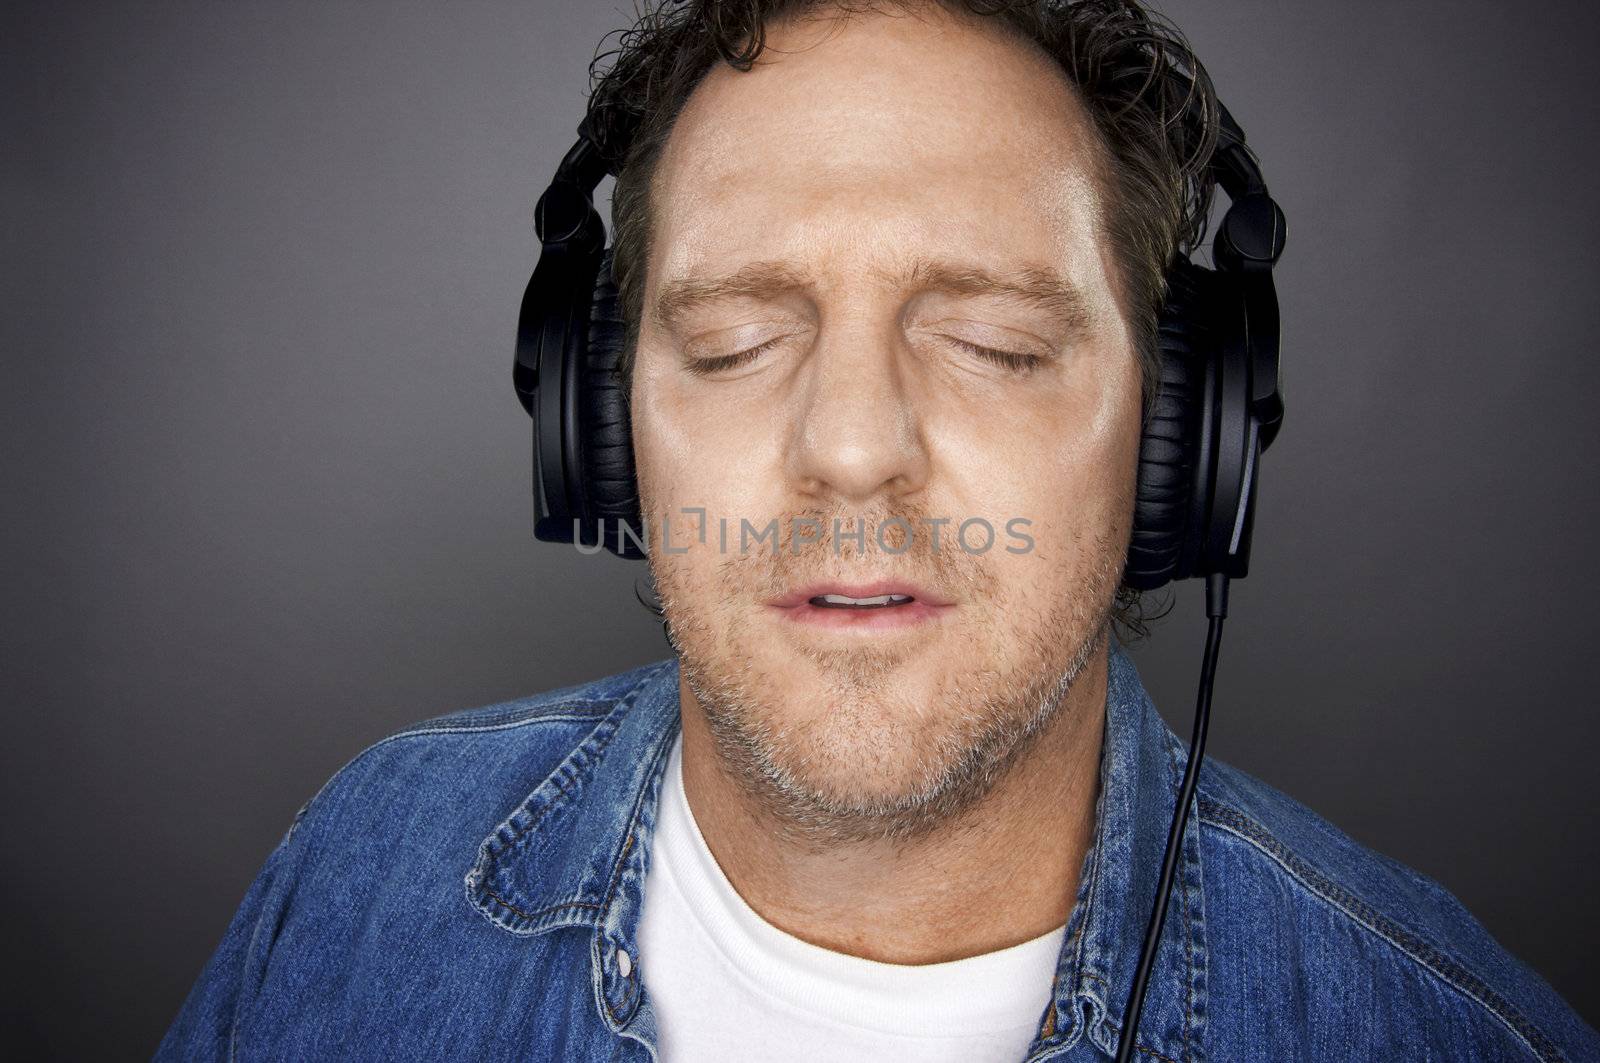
[1125,259,1215,591]
[579,248,645,557]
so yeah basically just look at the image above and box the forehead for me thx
[649,6,1111,289]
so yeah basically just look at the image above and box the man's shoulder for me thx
[396,658,674,736]
[389,659,672,740]
[283,658,677,846]
[1195,756,1597,1061]
[159,663,680,1059]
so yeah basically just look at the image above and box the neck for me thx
[675,643,1107,966]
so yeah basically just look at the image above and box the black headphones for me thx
[513,104,1285,591]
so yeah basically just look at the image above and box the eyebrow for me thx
[651,256,1091,333]
[652,262,811,331]
[893,259,1091,333]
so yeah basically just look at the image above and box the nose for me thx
[784,320,930,506]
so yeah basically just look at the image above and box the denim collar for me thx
[464,638,1206,1061]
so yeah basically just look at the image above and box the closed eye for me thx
[684,336,786,377]
[687,334,1045,375]
[947,337,1045,374]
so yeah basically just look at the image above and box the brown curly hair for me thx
[586,0,1221,639]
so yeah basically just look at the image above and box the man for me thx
[159,1,1599,1060]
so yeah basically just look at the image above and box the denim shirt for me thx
[157,640,1599,1061]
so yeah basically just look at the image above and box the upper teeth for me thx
[818,593,913,606]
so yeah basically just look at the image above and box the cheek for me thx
[629,371,690,520]
[631,360,791,555]
[931,353,1141,554]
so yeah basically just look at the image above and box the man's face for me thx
[630,7,1142,841]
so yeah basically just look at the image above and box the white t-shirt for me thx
[636,732,1066,1062]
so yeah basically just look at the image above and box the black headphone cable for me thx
[1113,570,1229,1063]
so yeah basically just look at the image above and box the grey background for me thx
[4,0,1598,1056]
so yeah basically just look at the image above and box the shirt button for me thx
[617,948,633,978]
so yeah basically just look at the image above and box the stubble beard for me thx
[650,504,1122,851]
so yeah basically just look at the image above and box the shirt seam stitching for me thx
[1197,798,1556,1063]
[283,701,626,847]
[462,663,677,936]
[479,886,604,922]
[1170,732,1200,1063]
[597,712,685,1026]
[481,675,658,886]
[389,703,614,737]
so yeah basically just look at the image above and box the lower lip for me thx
[768,599,952,631]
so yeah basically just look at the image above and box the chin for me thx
[759,710,969,816]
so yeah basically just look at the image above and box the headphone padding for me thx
[1125,259,1213,591]
[579,249,643,548]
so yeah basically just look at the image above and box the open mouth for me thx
[769,582,950,631]
[809,593,916,609]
